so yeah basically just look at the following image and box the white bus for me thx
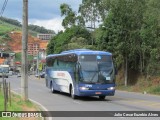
[45,49,116,99]
[0,64,10,78]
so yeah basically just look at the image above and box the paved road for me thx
[4,75,160,120]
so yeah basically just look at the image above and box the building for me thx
[0,58,5,64]
[37,34,54,40]
[28,42,39,56]
[9,31,48,56]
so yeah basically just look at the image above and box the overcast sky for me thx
[1,0,82,33]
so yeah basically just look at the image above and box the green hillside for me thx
[0,17,55,37]
[0,16,54,38]
[0,19,39,37]
[0,20,20,35]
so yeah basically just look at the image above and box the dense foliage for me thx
[47,25,92,54]
[47,0,160,86]
[28,24,55,34]
[95,0,160,79]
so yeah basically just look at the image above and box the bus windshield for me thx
[79,55,114,84]
[3,67,9,73]
[0,68,2,73]
[0,67,9,73]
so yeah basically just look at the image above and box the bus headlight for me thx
[79,87,89,90]
[108,87,115,90]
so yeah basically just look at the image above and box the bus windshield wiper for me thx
[89,71,98,83]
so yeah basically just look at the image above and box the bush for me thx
[149,86,160,95]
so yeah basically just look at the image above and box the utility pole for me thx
[36,50,39,79]
[21,0,28,101]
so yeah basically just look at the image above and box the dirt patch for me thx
[152,77,160,86]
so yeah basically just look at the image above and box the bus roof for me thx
[0,64,9,67]
[47,49,112,58]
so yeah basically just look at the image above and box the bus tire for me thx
[51,83,56,93]
[99,96,106,100]
[70,86,77,99]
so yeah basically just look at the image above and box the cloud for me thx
[2,0,82,32]
[4,0,81,20]
[30,17,65,33]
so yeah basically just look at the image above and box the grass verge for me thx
[117,78,160,95]
[0,90,42,120]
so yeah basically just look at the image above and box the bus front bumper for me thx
[76,89,115,96]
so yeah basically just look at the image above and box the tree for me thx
[60,3,85,28]
[95,0,147,86]
[60,3,76,28]
[47,26,91,54]
[79,0,102,29]
[140,0,160,76]
[67,37,87,50]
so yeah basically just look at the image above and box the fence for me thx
[0,75,11,111]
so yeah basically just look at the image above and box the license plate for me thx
[95,92,101,94]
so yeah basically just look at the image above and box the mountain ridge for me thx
[0,17,55,35]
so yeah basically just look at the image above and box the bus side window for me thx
[75,63,79,82]
[53,59,58,70]
[75,64,78,73]
[57,59,59,66]
[75,62,83,82]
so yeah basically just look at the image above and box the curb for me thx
[11,90,52,120]
[29,99,52,120]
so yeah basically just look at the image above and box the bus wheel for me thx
[70,86,77,99]
[51,83,56,93]
[99,96,106,100]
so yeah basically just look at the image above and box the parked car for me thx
[9,71,13,76]
[35,71,45,78]
[17,73,21,77]
[40,71,45,78]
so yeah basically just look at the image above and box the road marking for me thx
[150,103,160,106]
[30,99,52,120]
[113,96,160,109]
[73,101,81,104]
[122,99,160,109]
[12,88,21,91]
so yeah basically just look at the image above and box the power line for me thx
[0,0,8,16]
[0,0,8,17]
